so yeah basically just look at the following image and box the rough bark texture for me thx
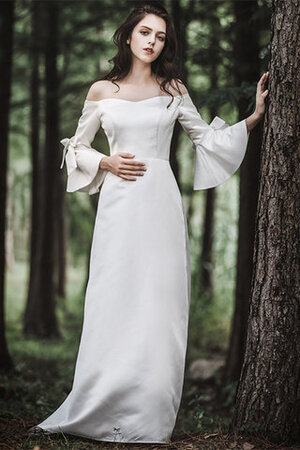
[0,0,15,371]
[232,0,300,443]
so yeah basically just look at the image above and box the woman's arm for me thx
[175,73,269,190]
[60,99,108,194]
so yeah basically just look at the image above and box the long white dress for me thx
[32,91,249,443]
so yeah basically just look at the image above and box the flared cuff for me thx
[193,117,250,190]
[60,136,108,195]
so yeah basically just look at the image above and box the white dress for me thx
[32,91,249,444]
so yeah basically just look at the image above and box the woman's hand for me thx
[99,152,147,181]
[245,72,269,132]
[254,71,269,118]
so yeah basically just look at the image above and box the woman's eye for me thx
[140,31,165,42]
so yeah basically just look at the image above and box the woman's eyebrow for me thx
[139,25,166,35]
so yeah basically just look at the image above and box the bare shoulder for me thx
[85,80,112,101]
[166,78,188,96]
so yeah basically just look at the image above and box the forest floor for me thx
[2,269,300,450]
[1,356,299,449]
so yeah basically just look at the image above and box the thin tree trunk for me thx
[5,176,15,270]
[0,0,15,371]
[56,175,66,298]
[24,1,60,337]
[199,7,219,304]
[200,189,215,302]
[23,0,43,334]
[170,0,196,241]
[224,0,261,384]
[170,0,188,186]
[232,0,300,443]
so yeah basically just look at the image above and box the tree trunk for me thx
[0,0,15,371]
[199,6,220,304]
[56,175,66,298]
[170,0,189,188]
[224,0,262,384]
[232,0,300,443]
[23,0,43,334]
[170,0,196,237]
[24,0,60,337]
[5,176,15,271]
[200,189,215,302]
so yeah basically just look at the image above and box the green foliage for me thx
[3,268,86,420]
[189,393,213,432]
[185,174,239,364]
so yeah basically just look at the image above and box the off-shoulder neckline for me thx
[84,92,189,105]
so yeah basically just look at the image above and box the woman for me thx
[29,1,268,444]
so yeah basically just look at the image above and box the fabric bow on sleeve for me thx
[209,116,229,131]
[59,100,108,194]
[191,116,229,152]
[60,136,78,175]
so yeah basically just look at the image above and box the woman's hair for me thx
[100,1,184,108]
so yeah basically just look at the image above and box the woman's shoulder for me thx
[85,80,113,101]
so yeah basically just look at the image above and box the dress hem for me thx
[29,425,171,444]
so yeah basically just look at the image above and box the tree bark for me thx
[0,0,15,371]
[232,0,300,443]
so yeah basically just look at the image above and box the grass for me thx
[2,262,299,448]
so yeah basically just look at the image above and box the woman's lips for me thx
[144,48,153,54]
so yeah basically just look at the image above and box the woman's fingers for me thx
[121,169,144,175]
[115,154,147,180]
[120,157,147,178]
[121,163,147,171]
[107,153,148,181]
[121,157,146,167]
[119,175,137,181]
[120,168,145,181]
[119,152,135,158]
[253,72,269,116]
[258,72,269,89]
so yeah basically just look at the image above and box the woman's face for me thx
[127,13,166,63]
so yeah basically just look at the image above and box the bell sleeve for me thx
[60,100,108,195]
[177,92,250,190]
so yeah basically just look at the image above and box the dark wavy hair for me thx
[100,1,184,108]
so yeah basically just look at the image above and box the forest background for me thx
[1,0,299,448]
